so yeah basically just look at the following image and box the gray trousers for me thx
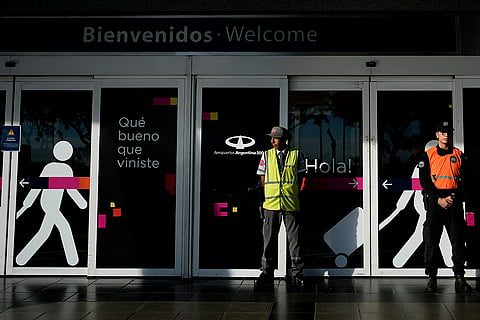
[261,209,304,276]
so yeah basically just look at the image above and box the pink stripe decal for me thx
[467,212,475,227]
[153,97,170,105]
[98,215,106,229]
[48,177,90,189]
[411,178,423,190]
[302,177,363,191]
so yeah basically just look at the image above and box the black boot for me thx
[254,272,274,287]
[425,276,437,293]
[292,273,305,287]
[455,275,472,293]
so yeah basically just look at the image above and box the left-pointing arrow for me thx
[382,180,392,189]
[19,178,29,188]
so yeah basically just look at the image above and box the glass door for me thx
[0,80,13,275]
[371,79,455,276]
[289,78,370,276]
[6,79,93,275]
[455,78,480,275]
[93,78,186,277]
[193,77,286,277]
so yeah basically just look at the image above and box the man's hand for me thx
[438,195,455,209]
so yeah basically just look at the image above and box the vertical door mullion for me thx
[362,80,372,276]
[87,79,102,276]
[453,79,464,151]
[277,78,288,279]
[0,80,14,275]
[369,81,380,275]
[5,82,22,275]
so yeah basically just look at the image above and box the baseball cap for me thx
[436,121,454,133]
[267,126,290,139]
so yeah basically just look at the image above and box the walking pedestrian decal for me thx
[379,140,453,268]
[322,140,455,269]
[15,140,88,266]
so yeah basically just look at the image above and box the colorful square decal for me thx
[113,208,122,217]
[214,203,228,217]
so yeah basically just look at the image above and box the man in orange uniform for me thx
[418,121,472,293]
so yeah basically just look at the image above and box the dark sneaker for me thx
[425,277,437,293]
[455,275,472,293]
[254,272,274,287]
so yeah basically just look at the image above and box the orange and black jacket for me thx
[418,145,470,208]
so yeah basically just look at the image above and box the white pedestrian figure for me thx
[15,140,88,266]
[379,140,453,268]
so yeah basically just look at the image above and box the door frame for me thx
[90,77,188,277]
[452,77,480,278]
[289,76,371,276]
[6,78,94,276]
[369,76,465,277]
[192,76,288,277]
[0,79,13,275]
[452,77,480,152]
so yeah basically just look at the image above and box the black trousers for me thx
[423,198,467,276]
[261,209,304,277]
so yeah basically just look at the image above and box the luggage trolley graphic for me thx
[323,207,364,268]
[304,177,365,268]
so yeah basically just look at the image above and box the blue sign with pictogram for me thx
[1,125,21,152]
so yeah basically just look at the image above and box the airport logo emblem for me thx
[225,135,255,150]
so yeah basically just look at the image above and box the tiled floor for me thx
[0,276,480,320]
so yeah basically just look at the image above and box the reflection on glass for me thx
[289,91,363,269]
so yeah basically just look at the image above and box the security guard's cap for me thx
[436,121,454,133]
[267,126,290,140]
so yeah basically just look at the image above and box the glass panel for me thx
[462,88,480,268]
[97,88,177,268]
[199,88,279,269]
[289,91,363,269]
[0,90,5,206]
[15,90,92,267]
[377,91,452,269]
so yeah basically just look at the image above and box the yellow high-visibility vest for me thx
[263,148,300,211]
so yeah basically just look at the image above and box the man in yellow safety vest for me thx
[254,126,306,287]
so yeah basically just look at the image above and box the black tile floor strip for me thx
[0,277,479,320]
